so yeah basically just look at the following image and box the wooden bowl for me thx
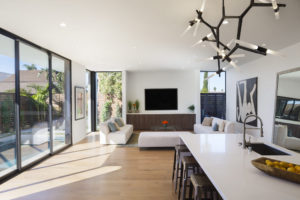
[251,157,300,184]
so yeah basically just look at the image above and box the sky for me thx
[200,71,226,93]
[0,55,14,74]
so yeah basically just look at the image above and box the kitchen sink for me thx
[246,143,290,155]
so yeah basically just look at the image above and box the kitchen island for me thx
[180,133,300,200]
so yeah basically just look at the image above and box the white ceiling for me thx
[0,0,299,71]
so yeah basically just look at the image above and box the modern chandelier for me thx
[183,0,286,79]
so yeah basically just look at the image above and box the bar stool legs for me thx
[172,148,176,181]
[179,156,199,200]
[189,174,219,200]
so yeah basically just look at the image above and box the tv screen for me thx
[145,89,178,110]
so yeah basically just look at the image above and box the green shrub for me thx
[101,101,112,122]
[116,104,122,117]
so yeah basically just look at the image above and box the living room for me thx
[1,0,300,200]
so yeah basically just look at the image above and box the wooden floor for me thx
[0,132,177,200]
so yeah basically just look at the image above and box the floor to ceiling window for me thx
[96,72,122,129]
[19,43,50,166]
[200,71,226,121]
[52,55,71,151]
[0,34,16,176]
[86,71,91,133]
[0,28,72,180]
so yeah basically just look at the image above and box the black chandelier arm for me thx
[252,3,286,8]
[238,45,266,56]
[222,45,239,62]
[217,55,221,72]
[208,40,231,51]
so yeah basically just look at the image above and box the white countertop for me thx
[180,133,300,200]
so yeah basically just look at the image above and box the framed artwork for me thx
[236,77,258,126]
[75,86,85,120]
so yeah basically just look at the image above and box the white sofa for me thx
[274,124,300,151]
[99,119,133,145]
[138,131,191,148]
[194,117,237,134]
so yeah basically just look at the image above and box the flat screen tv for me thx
[145,88,178,110]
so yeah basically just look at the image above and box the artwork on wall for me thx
[236,77,258,126]
[75,86,85,120]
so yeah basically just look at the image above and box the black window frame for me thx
[0,27,73,183]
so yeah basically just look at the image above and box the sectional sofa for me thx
[99,118,133,144]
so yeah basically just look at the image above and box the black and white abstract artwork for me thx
[236,77,258,126]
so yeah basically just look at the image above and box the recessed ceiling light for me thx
[60,22,66,27]
[222,20,229,25]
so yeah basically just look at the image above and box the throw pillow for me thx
[100,123,110,134]
[108,122,119,132]
[202,117,213,126]
[212,123,219,131]
[115,118,125,127]
[218,121,225,132]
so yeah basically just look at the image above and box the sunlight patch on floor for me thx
[0,133,118,200]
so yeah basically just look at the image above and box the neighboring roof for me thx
[1,70,48,83]
[0,72,11,81]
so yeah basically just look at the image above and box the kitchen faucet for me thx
[242,114,264,149]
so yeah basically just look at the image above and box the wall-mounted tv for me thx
[145,88,178,110]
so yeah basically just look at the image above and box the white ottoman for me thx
[138,131,192,148]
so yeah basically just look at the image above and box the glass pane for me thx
[20,43,50,166]
[200,71,226,121]
[200,71,226,93]
[0,34,17,176]
[97,72,122,125]
[283,100,294,118]
[86,71,91,133]
[52,56,71,151]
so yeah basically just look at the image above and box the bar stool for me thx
[173,145,191,193]
[179,156,200,200]
[189,174,219,200]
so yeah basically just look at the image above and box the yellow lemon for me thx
[266,162,274,167]
[295,165,300,171]
[265,160,272,165]
[279,161,289,168]
[280,167,286,170]
[287,167,296,173]
[273,161,279,165]
[288,163,294,168]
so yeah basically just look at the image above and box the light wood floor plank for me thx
[0,132,176,200]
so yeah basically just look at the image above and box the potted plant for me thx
[162,120,168,127]
[188,105,195,112]
[128,101,132,113]
[135,100,140,113]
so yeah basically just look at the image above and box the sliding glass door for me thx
[0,34,17,176]
[19,43,50,166]
[52,56,71,151]
[0,29,72,180]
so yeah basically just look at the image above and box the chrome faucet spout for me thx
[243,114,264,149]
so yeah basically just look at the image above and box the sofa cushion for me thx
[115,118,125,127]
[108,122,119,132]
[100,123,110,134]
[224,121,235,133]
[212,123,219,131]
[218,120,225,132]
[202,117,213,126]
